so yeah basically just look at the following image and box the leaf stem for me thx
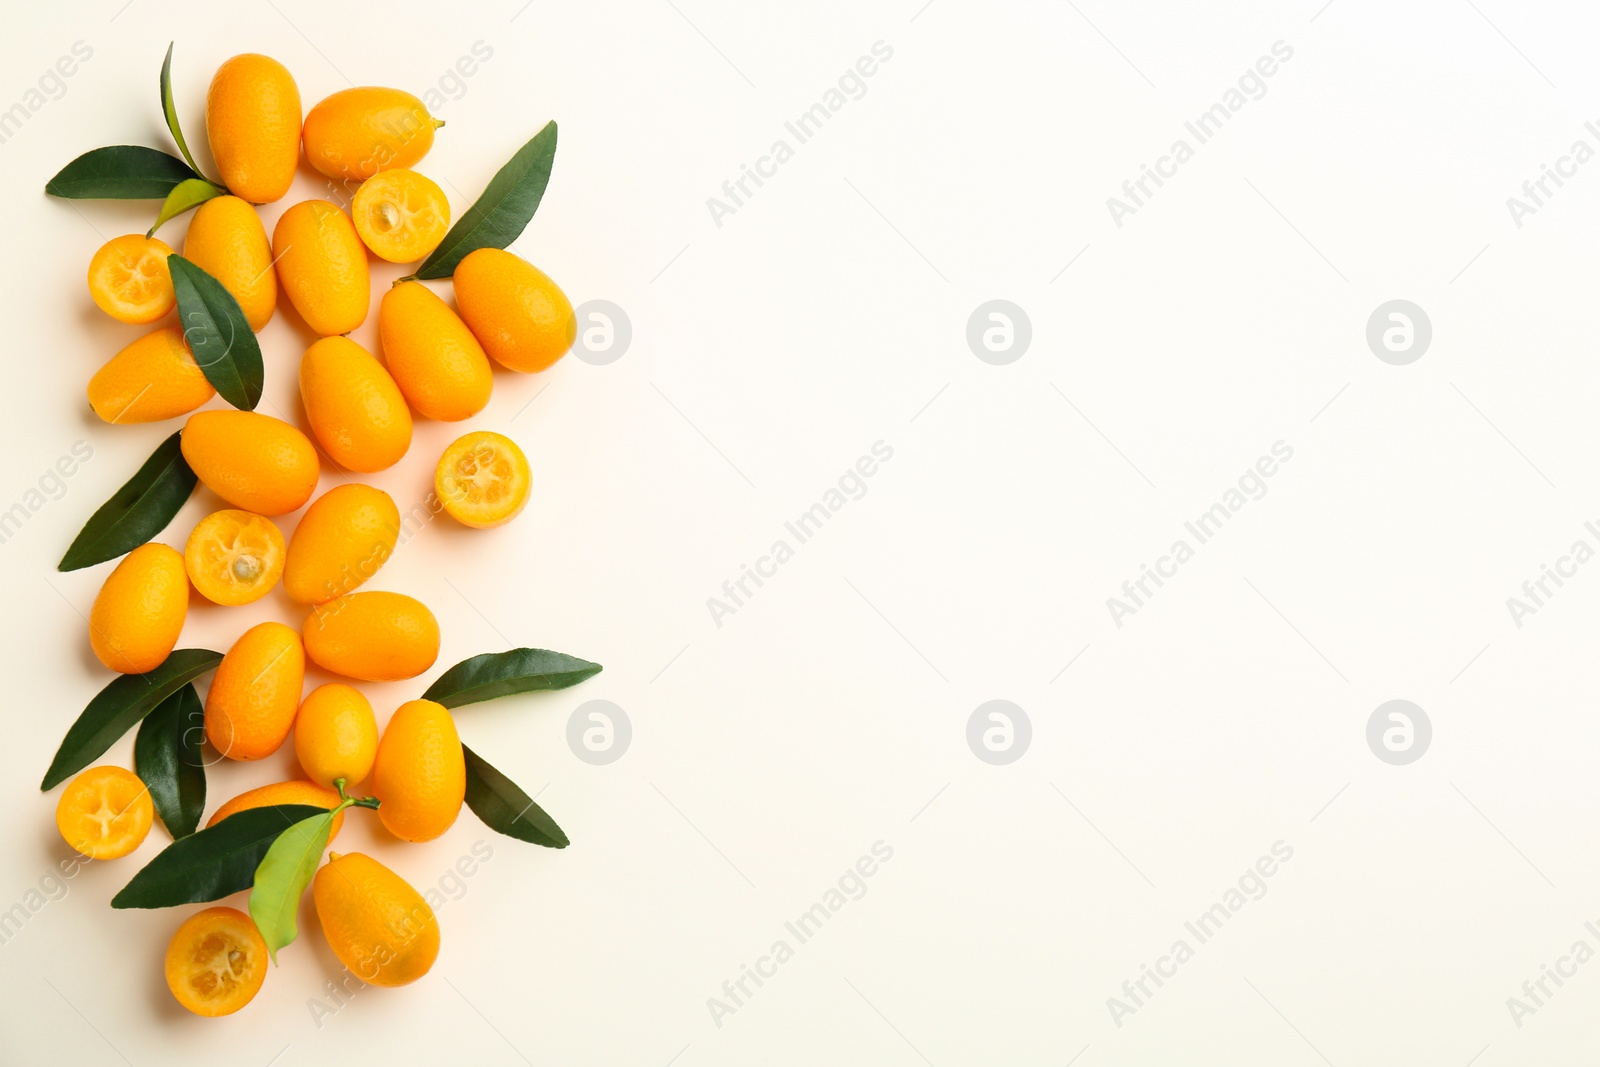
[328,789,379,814]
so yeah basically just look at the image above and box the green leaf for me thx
[421,648,602,709]
[59,431,197,571]
[462,745,568,848]
[148,178,225,237]
[133,684,206,838]
[45,145,198,199]
[168,255,264,409]
[112,805,327,909]
[42,649,223,791]
[41,646,222,790]
[411,121,557,280]
[159,43,211,182]
[249,810,335,963]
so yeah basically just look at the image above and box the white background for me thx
[3,0,1600,1063]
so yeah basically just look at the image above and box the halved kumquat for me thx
[164,906,269,1016]
[55,765,153,860]
[185,510,286,606]
[435,431,530,529]
[87,234,175,324]
[352,168,448,263]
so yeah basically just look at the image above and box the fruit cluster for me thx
[43,47,601,1017]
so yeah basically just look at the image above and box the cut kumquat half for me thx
[164,907,269,1017]
[185,509,286,606]
[434,431,530,529]
[87,234,175,324]
[351,168,449,263]
[54,765,153,860]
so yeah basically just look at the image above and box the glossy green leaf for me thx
[42,649,223,791]
[411,121,556,280]
[250,810,335,963]
[111,804,327,909]
[159,42,211,182]
[45,145,198,199]
[148,177,224,236]
[168,255,263,410]
[462,745,568,848]
[134,684,206,838]
[59,431,197,571]
[421,648,602,709]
